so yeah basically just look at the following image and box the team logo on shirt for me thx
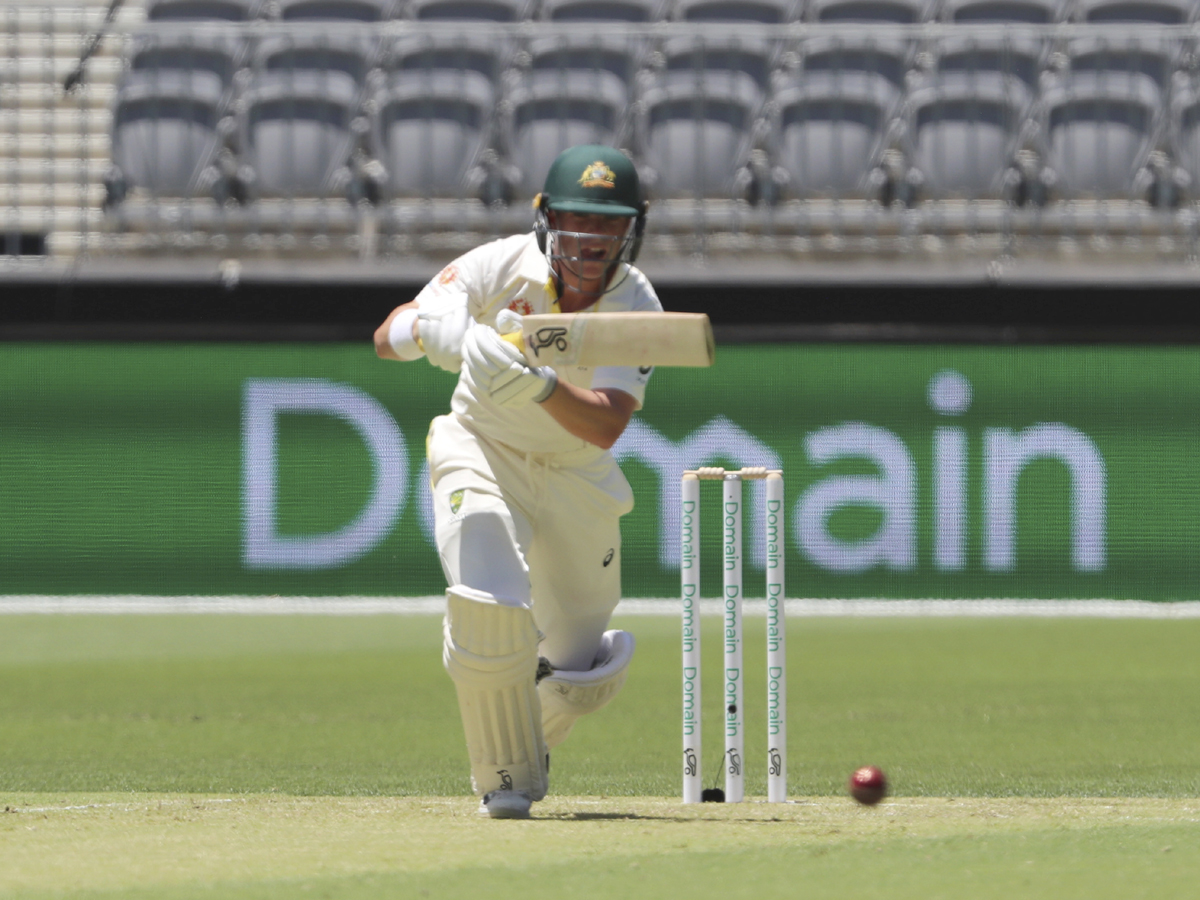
[450,489,464,514]
[508,297,533,315]
[578,161,617,190]
[436,264,459,287]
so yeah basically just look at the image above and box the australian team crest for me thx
[450,489,465,515]
[578,161,617,190]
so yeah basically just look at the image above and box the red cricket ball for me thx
[848,765,888,805]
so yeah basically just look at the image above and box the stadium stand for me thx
[11,1,1200,265]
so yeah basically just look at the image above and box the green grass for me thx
[1,614,1199,898]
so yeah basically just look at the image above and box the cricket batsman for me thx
[374,145,661,819]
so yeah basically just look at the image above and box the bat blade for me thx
[519,312,714,368]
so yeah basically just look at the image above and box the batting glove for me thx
[462,323,558,408]
[416,293,472,373]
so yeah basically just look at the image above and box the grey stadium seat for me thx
[146,0,263,19]
[926,35,1046,98]
[1039,78,1162,198]
[540,0,669,20]
[111,72,226,197]
[1076,0,1196,24]
[239,74,361,197]
[370,77,494,198]
[674,0,801,22]
[905,78,1029,199]
[128,31,246,97]
[253,33,378,98]
[640,76,763,199]
[807,0,936,23]
[387,33,512,107]
[277,0,402,18]
[1170,86,1200,191]
[771,71,896,198]
[940,0,1068,22]
[504,74,629,197]
[1063,37,1178,98]
[408,0,534,19]
[657,35,778,103]
[796,35,913,94]
[527,34,647,107]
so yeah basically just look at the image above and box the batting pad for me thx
[442,584,549,800]
[538,629,635,749]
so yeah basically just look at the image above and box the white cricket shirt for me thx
[414,232,663,454]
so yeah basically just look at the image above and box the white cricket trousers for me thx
[427,413,634,672]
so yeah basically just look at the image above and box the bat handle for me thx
[501,331,524,352]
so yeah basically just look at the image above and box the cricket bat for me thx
[503,312,714,368]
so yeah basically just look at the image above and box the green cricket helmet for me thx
[534,145,648,286]
[540,144,644,217]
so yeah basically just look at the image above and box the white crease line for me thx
[0,597,1198,618]
[8,798,238,813]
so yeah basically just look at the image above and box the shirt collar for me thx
[518,232,553,286]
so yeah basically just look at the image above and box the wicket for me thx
[681,466,786,803]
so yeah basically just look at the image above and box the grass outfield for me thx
[2,613,1199,898]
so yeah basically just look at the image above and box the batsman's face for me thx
[549,211,633,281]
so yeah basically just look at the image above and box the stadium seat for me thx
[526,34,647,107]
[1076,0,1195,24]
[807,0,936,23]
[253,33,378,97]
[504,74,629,197]
[796,34,913,94]
[277,0,401,19]
[110,72,227,198]
[657,35,777,105]
[905,78,1030,198]
[127,32,246,97]
[540,0,669,21]
[940,0,1068,22]
[386,33,512,107]
[239,74,361,197]
[1063,37,1178,98]
[925,35,1045,97]
[146,0,262,19]
[1039,78,1162,198]
[409,0,534,19]
[370,77,494,198]
[673,0,801,22]
[1169,85,1200,192]
[771,71,897,198]
[640,76,763,199]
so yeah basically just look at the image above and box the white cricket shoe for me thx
[479,790,533,820]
